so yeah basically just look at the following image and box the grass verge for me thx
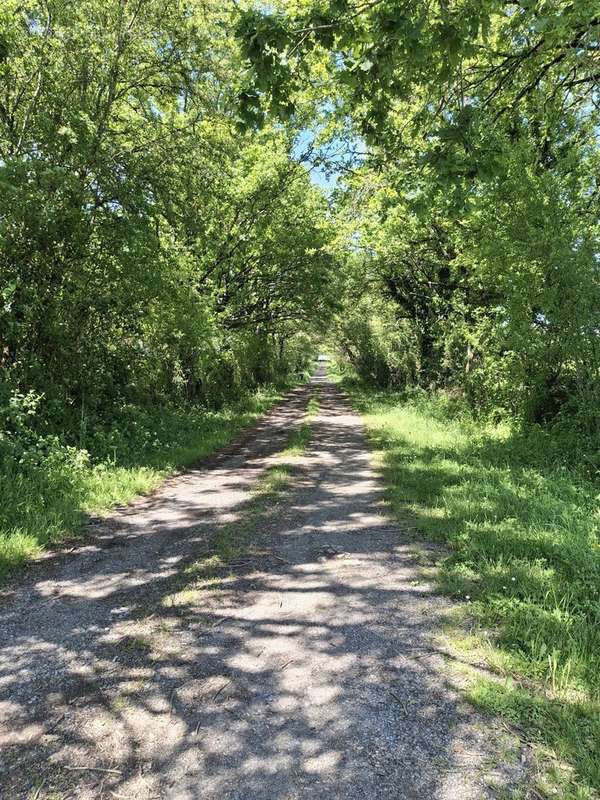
[341,377,600,799]
[281,394,320,456]
[163,463,297,608]
[163,403,317,607]
[0,386,290,584]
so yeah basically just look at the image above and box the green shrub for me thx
[0,383,285,583]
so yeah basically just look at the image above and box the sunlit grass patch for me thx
[117,634,153,655]
[469,680,600,798]
[344,379,600,797]
[281,394,319,457]
[281,425,311,457]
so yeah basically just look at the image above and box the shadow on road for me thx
[0,371,525,799]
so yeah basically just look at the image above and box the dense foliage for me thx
[1,2,599,793]
[236,5,600,793]
[0,0,336,422]
[0,0,338,572]
[239,0,600,456]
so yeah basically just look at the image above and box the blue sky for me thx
[293,129,339,192]
[293,127,365,193]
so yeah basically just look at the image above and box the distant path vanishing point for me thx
[0,366,525,799]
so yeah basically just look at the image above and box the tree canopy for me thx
[0,0,339,422]
[237,0,600,441]
[1,0,598,444]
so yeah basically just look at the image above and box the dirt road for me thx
[0,368,523,799]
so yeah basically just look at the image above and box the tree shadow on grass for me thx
[358,393,600,795]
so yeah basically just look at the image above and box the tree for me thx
[0,0,339,421]
[234,1,600,435]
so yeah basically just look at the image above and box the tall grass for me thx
[345,380,600,798]
[0,387,284,583]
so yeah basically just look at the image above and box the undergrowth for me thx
[342,376,600,799]
[0,385,290,583]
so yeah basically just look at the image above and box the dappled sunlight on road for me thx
[0,369,526,799]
